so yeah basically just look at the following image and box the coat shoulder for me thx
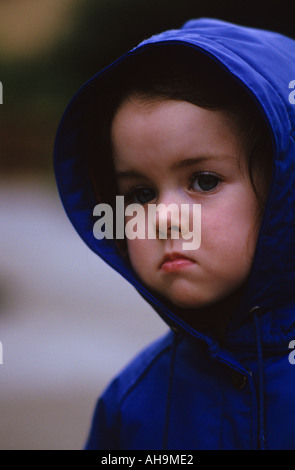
[84,329,175,449]
[108,329,174,404]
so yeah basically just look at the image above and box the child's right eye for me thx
[126,186,156,205]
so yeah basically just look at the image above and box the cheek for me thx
[126,238,156,280]
[126,238,145,265]
[202,193,260,266]
[124,212,150,266]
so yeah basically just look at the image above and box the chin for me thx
[171,297,207,309]
[165,286,207,310]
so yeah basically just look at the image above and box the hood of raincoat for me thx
[54,18,295,353]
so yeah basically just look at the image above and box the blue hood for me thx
[54,18,295,352]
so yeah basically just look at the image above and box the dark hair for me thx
[87,44,273,216]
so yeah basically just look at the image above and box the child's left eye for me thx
[190,172,221,193]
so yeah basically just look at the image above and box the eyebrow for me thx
[116,169,146,180]
[116,155,237,179]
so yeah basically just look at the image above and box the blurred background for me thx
[0,0,294,450]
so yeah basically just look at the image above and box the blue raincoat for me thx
[54,18,295,450]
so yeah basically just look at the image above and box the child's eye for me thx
[126,186,156,204]
[191,172,221,193]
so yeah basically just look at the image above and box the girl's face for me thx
[111,97,263,310]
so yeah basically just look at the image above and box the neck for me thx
[167,286,246,341]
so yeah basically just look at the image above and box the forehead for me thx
[111,96,242,172]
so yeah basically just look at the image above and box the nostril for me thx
[150,202,181,239]
[158,224,180,239]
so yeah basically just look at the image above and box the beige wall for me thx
[0,0,80,59]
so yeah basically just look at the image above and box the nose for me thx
[146,191,201,250]
[157,204,180,239]
[148,192,184,240]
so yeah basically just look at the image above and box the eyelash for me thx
[124,185,156,205]
[189,171,222,194]
[122,171,222,204]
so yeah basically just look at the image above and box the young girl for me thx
[54,18,295,450]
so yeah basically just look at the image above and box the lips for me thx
[160,252,195,272]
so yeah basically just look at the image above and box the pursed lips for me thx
[159,252,195,272]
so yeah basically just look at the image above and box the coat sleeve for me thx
[84,333,173,450]
[84,382,121,450]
